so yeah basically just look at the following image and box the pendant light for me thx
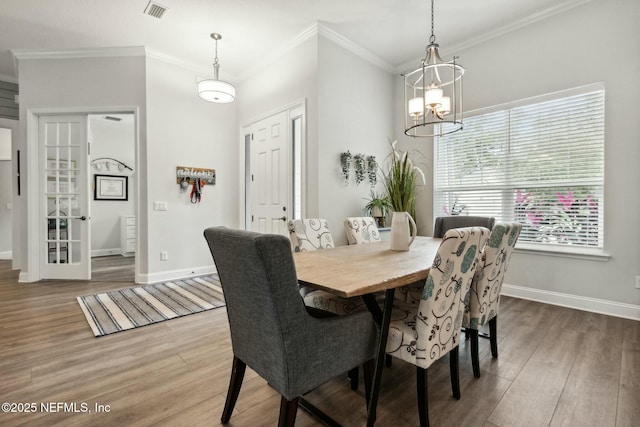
[198,33,236,103]
[404,0,464,137]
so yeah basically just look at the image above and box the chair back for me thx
[414,227,489,368]
[203,227,311,395]
[433,216,495,238]
[464,222,522,329]
[344,217,381,245]
[287,218,335,252]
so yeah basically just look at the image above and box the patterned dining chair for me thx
[393,215,496,307]
[386,227,489,427]
[204,227,377,426]
[288,218,361,315]
[344,217,381,245]
[287,218,334,252]
[463,222,522,377]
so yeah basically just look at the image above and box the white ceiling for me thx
[0,0,590,82]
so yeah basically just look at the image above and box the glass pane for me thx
[69,242,81,264]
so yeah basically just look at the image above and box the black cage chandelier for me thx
[404,0,464,137]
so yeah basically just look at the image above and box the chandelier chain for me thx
[429,0,435,44]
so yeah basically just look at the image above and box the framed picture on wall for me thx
[94,174,128,201]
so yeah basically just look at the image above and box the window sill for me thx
[514,243,610,262]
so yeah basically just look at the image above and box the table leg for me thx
[366,288,395,427]
[361,294,383,326]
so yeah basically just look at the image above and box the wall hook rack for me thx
[92,157,133,173]
[176,166,216,185]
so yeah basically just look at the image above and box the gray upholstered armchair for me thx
[204,227,377,426]
[433,215,495,238]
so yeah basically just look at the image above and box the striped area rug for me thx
[77,275,225,337]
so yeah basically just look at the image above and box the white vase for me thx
[390,211,417,251]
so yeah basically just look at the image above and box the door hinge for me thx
[251,215,254,222]
[87,142,91,156]
[251,174,254,182]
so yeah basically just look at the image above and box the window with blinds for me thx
[434,85,605,251]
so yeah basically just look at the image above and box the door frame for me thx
[238,99,306,231]
[23,106,139,282]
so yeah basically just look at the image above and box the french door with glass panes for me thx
[40,115,91,280]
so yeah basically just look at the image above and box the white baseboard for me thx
[0,250,12,260]
[137,265,216,285]
[91,248,122,257]
[502,283,640,321]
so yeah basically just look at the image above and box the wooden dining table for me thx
[293,236,442,426]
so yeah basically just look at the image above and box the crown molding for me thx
[11,46,146,61]
[9,45,239,84]
[317,23,394,73]
[11,46,147,78]
[237,22,320,82]
[394,0,593,74]
[238,21,395,82]
[145,47,239,83]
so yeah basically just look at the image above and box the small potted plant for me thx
[363,190,393,227]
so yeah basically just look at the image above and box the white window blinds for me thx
[434,86,604,250]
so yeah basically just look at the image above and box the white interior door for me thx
[39,115,91,280]
[249,111,290,236]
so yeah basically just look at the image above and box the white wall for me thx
[395,0,640,311]
[317,36,395,246]
[16,54,147,281]
[0,118,17,259]
[89,115,135,255]
[144,57,239,282]
[238,35,320,218]
[238,34,395,246]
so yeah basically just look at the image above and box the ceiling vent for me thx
[103,116,122,122]
[144,1,168,19]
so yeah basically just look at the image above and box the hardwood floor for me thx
[0,259,638,426]
[91,255,134,282]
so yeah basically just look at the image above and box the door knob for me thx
[75,216,87,221]
[279,216,287,222]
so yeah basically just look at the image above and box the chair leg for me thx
[348,367,359,391]
[489,316,498,358]
[221,356,247,424]
[278,396,299,427]
[385,354,393,367]
[470,328,480,378]
[416,366,430,427]
[449,347,461,400]
[363,359,374,408]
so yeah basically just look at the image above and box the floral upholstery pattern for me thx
[463,222,521,330]
[344,217,381,245]
[386,227,489,369]
[287,218,335,252]
[288,218,363,316]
